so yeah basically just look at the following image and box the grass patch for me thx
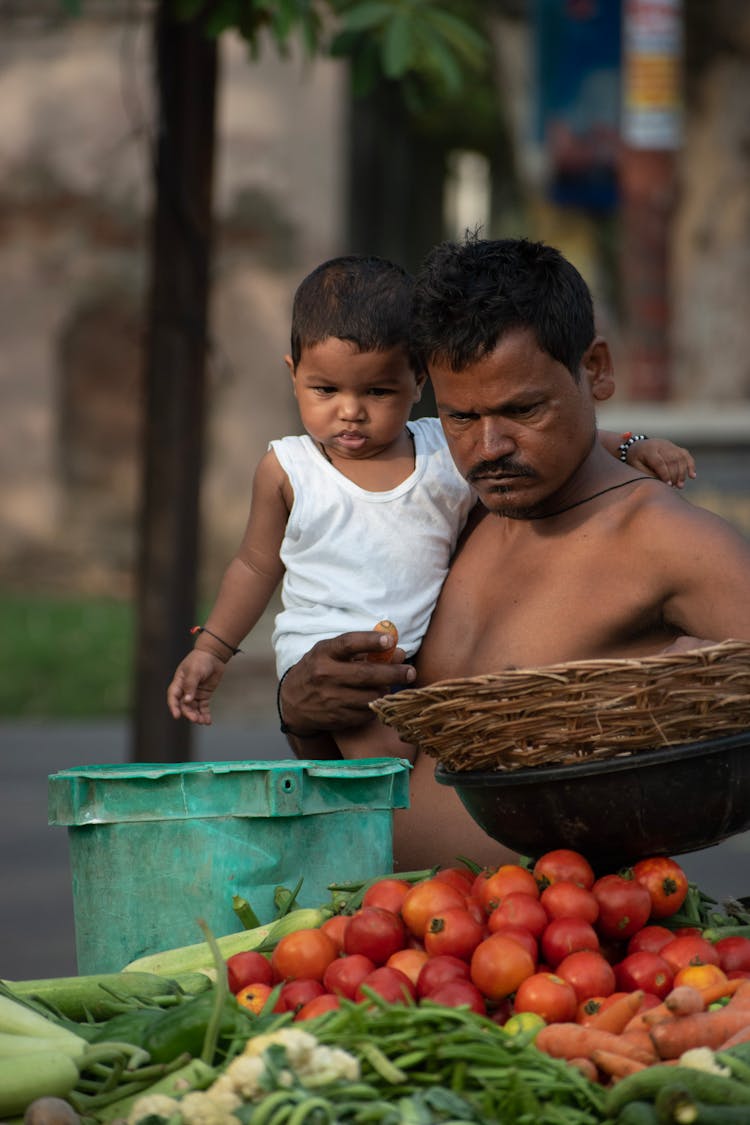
[0,594,134,717]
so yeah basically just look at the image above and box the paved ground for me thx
[4,716,750,982]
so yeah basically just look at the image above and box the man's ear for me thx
[583,337,615,402]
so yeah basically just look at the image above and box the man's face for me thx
[430,327,608,517]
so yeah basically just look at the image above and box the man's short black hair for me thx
[410,236,596,380]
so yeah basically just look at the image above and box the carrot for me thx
[591,1049,648,1080]
[727,980,750,1008]
[535,1023,655,1064]
[588,990,644,1033]
[716,1023,750,1051]
[567,1056,599,1083]
[700,976,746,1006]
[649,1006,750,1059]
[619,1028,659,1062]
[626,985,706,1032]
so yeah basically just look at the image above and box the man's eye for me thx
[446,412,475,423]
[511,402,541,416]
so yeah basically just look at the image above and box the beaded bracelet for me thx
[190,625,242,656]
[276,665,323,739]
[618,432,649,463]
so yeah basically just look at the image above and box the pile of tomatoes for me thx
[224,849,750,1027]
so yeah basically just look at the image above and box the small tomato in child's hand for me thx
[366,619,399,663]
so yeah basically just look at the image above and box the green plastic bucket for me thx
[48,757,410,974]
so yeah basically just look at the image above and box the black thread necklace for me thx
[524,476,652,520]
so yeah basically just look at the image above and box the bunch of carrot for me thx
[534,977,750,1084]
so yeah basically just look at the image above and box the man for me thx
[278,237,750,869]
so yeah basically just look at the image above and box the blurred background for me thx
[2,0,749,977]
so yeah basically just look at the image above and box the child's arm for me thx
[166,450,290,725]
[599,430,697,488]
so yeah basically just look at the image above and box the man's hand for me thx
[166,650,226,725]
[279,630,417,735]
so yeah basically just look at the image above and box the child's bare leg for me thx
[392,750,517,872]
[334,717,416,763]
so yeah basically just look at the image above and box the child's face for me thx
[286,338,424,459]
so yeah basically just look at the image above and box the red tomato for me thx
[320,915,350,954]
[470,933,535,1001]
[401,880,466,938]
[433,867,475,895]
[627,925,676,957]
[294,993,341,1021]
[355,966,416,1005]
[514,972,578,1023]
[271,928,338,982]
[322,953,375,1000]
[274,978,326,1014]
[487,892,549,939]
[592,874,652,939]
[728,970,750,981]
[615,951,674,999]
[556,950,616,1002]
[533,849,595,891]
[386,948,429,986]
[476,865,540,913]
[235,982,273,1014]
[226,951,273,994]
[416,953,470,999]
[425,979,487,1015]
[362,878,411,914]
[541,917,600,969]
[540,881,599,925]
[674,927,703,939]
[715,936,750,975]
[660,934,721,974]
[632,857,689,919]
[424,906,485,960]
[489,924,538,965]
[343,906,406,965]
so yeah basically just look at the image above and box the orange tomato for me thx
[470,933,535,1001]
[271,928,338,982]
[476,865,540,913]
[673,962,729,993]
[514,972,578,1024]
[386,948,429,986]
[401,879,466,939]
[235,982,273,1014]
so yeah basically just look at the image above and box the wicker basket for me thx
[370,640,750,772]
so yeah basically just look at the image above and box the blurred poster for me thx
[622,0,683,149]
[533,0,622,212]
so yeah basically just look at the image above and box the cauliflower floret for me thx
[242,1028,318,1069]
[213,1054,267,1099]
[178,1090,242,1125]
[295,1045,360,1087]
[679,1046,732,1077]
[128,1093,181,1124]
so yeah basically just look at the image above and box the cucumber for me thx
[605,1066,750,1118]
[0,1051,79,1118]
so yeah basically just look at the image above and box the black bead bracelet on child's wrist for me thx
[190,625,242,656]
[617,432,649,463]
[276,665,321,739]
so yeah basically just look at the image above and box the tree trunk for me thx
[132,2,218,762]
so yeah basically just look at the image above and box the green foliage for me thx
[0,594,134,717]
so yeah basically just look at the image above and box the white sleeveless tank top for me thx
[269,417,475,678]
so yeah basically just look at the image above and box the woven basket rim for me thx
[371,638,750,707]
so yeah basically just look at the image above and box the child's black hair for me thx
[290,255,417,369]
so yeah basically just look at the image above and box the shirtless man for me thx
[278,237,750,870]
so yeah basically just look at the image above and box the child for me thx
[166,255,696,757]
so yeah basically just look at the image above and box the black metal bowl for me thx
[435,731,750,871]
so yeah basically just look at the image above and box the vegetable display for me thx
[5,848,750,1123]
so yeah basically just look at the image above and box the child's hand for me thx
[167,650,226,725]
[627,438,697,488]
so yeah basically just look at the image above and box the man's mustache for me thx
[467,458,536,483]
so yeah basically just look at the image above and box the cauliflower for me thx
[128,1093,181,1124]
[678,1046,732,1077]
[212,1027,360,1099]
[178,1090,242,1125]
